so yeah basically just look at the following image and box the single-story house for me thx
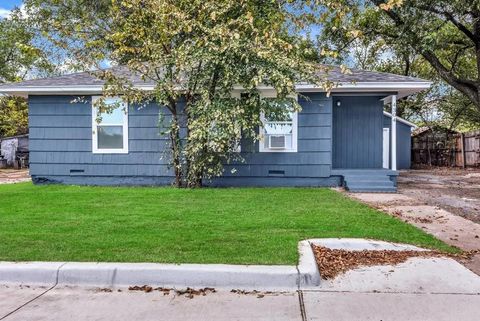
[0,65,428,192]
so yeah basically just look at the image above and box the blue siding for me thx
[332,96,384,169]
[229,92,333,182]
[383,115,413,169]
[29,96,175,183]
[29,93,405,186]
[29,93,334,186]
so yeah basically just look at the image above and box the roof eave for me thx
[0,81,432,97]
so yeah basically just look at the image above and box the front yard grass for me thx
[0,183,455,264]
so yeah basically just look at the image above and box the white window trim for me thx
[92,96,129,154]
[259,92,298,153]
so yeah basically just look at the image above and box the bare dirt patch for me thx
[312,245,479,280]
[399,168,480,224]
[348,169,480,276]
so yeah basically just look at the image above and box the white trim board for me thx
[91,96,129,154]
[0,81,431,98]
[383,111,417,128]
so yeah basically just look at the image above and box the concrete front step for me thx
[346,186,397,193]
[345,180,394,187]
[343,176,394,183]
[346,184,396,192]
[343,174,397,193]
[345,183,396,193]
[332,169,398,176]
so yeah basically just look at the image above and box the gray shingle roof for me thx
[0,64,428,90]
[317,65,426,83]
[0,66,147,88]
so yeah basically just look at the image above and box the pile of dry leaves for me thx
[312,245,479,280]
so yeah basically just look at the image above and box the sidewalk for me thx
[1,285,479,321]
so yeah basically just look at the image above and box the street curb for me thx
[0,262,63,286]
[58,263,300,290]
[297,240,321,287]
[0,240,321,290]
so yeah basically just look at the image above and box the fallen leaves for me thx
[312,245,480,280]
[128,285,216,298]
[96,288,113,293]
[230,289,287,298]
[390,209,434,224]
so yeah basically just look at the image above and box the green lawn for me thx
[0,183,454,264]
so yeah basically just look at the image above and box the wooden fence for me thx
[455,130,480,167]
[412,130,480,167]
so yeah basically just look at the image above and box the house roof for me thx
[0,65,431,98]
[412,126,459,137]
[317,65,427,83]
[0,133,29,141]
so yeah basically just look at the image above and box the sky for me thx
[0,0,23,18]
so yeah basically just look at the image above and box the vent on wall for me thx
[268,135,287,149]
[69,169,85,176]
[268,170,285,177]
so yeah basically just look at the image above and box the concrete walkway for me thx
[1,284,479,321]
[348,190,480,275]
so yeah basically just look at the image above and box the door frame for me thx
[383,128,390,169]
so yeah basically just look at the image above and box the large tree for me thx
[26,0,325,187]
[0,6,53,137]
[316,0,480,111]
[315,0,480,130]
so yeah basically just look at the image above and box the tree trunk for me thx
[167,98,183,188]
[170,115,182,187]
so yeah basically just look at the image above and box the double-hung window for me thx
[92,96,129,154]
[259,110,298,153]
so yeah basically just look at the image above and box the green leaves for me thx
[0,96,28,137]
[0,6,55,137]
[316,0,480,127]
[26,0,323,186]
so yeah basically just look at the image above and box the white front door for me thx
[383,128,390,169]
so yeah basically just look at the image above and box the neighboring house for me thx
[0,134,29,168]
[0,65,430,192]
[412,126,459,167]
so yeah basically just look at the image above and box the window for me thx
[92,97,129,154]
[259,111,298,153]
